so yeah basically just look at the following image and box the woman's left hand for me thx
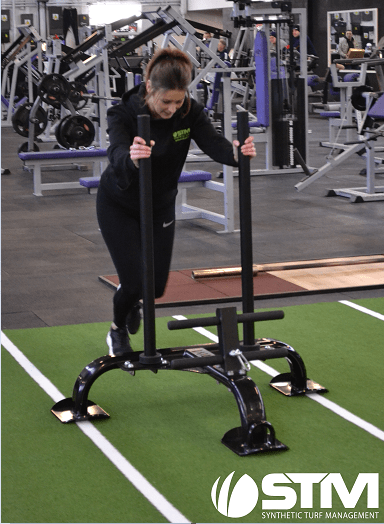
[233,136,256,159]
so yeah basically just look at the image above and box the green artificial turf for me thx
[2,298,384,523]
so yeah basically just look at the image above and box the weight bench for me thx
[79,170,218,222]
[79,176,100,194]
[319,111,340,118]
[176,170,214,220]
[18,148,108,196]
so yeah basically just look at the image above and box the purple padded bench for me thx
[319,111,341,118]
[79,169,213,190]
[79,176,101,194]
[18,148,108,196]
[79,169,213,192]
[80,170,214,222]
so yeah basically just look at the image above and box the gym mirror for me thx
[327,8,378,66]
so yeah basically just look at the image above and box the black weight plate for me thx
[56,115,95,149]
[29,105,48,136]
[38,74,70,108]
[68,81,87,110]
[12,103,31,137]
[54,115,68,146]
[12,102,48,137]
[351,85,373,111]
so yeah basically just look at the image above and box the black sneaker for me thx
[126,302,142,334]
[106,326,132,357]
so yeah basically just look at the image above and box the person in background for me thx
[338,30,356,59]
[269,31,288,55]
[198,31,212,67]
[96,47,256,356]
[292,24,317,56]
[216,38,229,60]
[202,31,212,46]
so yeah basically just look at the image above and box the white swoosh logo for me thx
[163,220,175,228]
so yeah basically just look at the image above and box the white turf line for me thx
[172,301,384,443]
[339,299,384,321]
[0,332,189,524]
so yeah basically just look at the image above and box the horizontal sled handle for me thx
[167,310,284,331]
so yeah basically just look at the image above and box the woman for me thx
[97,47,256,357]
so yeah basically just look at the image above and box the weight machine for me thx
[132,4,311,228]
[225,1,311,177]
[1,25,43,126]
[295,57,384,202]
[12,15,143,151]
[318,61,373,149]
[51,112,326,456]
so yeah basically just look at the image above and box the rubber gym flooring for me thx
[1,114,384,523]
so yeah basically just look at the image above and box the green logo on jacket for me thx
[173,128,190,142]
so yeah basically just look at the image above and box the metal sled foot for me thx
[270,373,327,396]
[222,422,288,456]
[51,397,110,423]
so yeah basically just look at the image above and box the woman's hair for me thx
[144,47,193,117]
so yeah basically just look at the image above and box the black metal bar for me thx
[62,15,142,65]
[60,29,106,64]
[109,20,177,58]
[137,115,161,364]
[110,15,142,31]
[71,356,124,416]
[185,19,231,38]
[293,147,312,177]
[240,310,284,321]
[237,110,255,345]
[168,310,284,330]
[170,347,289,370]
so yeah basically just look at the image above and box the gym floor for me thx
[1,112,384,332]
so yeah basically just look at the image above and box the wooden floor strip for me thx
[269,262,384,290]
[257,254,384,272]
[191,255,384,279]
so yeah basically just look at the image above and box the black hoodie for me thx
[99,84,238,212]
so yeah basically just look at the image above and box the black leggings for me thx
[96,184,176,328]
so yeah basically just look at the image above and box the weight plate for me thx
[37,73,70,108]
[68,81,87,110]
[56,115,95,149]
[12,102,48,137]
[351,85,373,111]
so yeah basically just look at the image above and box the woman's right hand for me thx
[130,136,155,167]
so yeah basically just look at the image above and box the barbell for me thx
[37,74,121,110]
